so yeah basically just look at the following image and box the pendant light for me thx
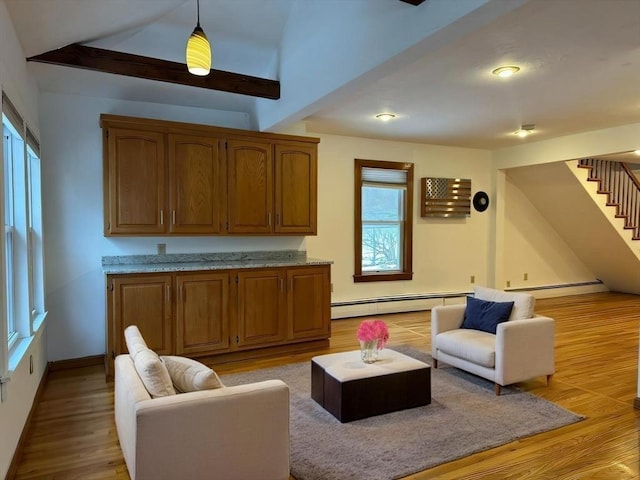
[186,0,211,76]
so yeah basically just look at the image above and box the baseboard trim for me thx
[330,282,608,319]
[331,291,471,307]
[48,354,105,372]
[634,398,640,410]
[5,363,50,480]
[506,279,604,292]
[331,281,605,308]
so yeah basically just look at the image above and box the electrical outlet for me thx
[470,275,475,284]
[506,280,511,288]
[524,273,528,281]
[157,243,166,255]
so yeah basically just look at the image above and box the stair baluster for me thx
[578,158,640,240]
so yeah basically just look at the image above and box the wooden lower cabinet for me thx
[176,272,230,355]
[236,269,287,348]
[106,274,173,376]
[106,264,330,378]
[288,266,331,340]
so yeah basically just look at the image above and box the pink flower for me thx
[356,319,389,350]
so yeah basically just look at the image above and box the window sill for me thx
[353,272,413,283]
[8,311,48,374]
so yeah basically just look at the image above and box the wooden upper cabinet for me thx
[227,139,274,234]
[275,143,317,234]
[175,272,230,355]
[106,128,166,234]
[168,134,225,234]
[102,114,318,236]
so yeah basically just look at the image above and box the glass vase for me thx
[360,340,379,364]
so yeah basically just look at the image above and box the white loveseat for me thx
[114,354,290,480]
[431,286,555,395]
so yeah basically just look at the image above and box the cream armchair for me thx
[431,286,555,395]
[115,354,290,480]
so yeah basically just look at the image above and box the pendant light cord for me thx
[196,0,201,27]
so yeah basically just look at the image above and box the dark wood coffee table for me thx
[311,349,431,422]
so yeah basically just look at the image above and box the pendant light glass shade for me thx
[186,0,211,76]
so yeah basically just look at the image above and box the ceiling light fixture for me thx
[514,124,535,138]
[375,113,396,122]
[186,0,211,76]
[492,66,520,78]
[634,149,640,156]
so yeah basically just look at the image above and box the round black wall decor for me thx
[473,191,490,212]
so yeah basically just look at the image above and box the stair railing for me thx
[578,158,640,240]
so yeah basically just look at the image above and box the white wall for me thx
[493,123,640,170]
[0,2,47,477]
[305,132,494,304]
[502,175,598,290]
[491,124,640,294]
[39,92,306,362]
[0,2,38,131]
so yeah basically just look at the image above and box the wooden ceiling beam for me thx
[27,44,280,100]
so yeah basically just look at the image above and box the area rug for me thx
[220,346,584,480]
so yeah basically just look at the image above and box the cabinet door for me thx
[236,270,287,347]
[227,139,274,233]
[287,266,330,340]
[168,134,225,234]
[106,128,166,234]
[111,274,173,357]
[176,273,230,355]
[275,143,317,234]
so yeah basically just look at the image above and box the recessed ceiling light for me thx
[375,113,396,122]
[634,149,640,156]
[514,124,535,138]
[492,66,520,78]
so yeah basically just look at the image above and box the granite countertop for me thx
[102,250,332,274]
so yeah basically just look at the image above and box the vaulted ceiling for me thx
[4,0,640,150]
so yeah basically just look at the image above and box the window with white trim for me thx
[1,92,46,371]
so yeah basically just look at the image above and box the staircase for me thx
[578,158,640,240]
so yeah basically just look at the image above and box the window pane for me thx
[3,127,12,226]
[3,123,16,339]
[362,186,404,221]
[27,148,44,319]
[362,224,401,271]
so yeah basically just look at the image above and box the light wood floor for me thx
[12,292,640,479]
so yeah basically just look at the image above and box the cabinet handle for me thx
[160,210,164,225]
[267,212,271,226]
[276,213,280,226]
[290,279,293,291]
[166,285,170,302]
[280,278,284,292]
[172,210,176,225]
